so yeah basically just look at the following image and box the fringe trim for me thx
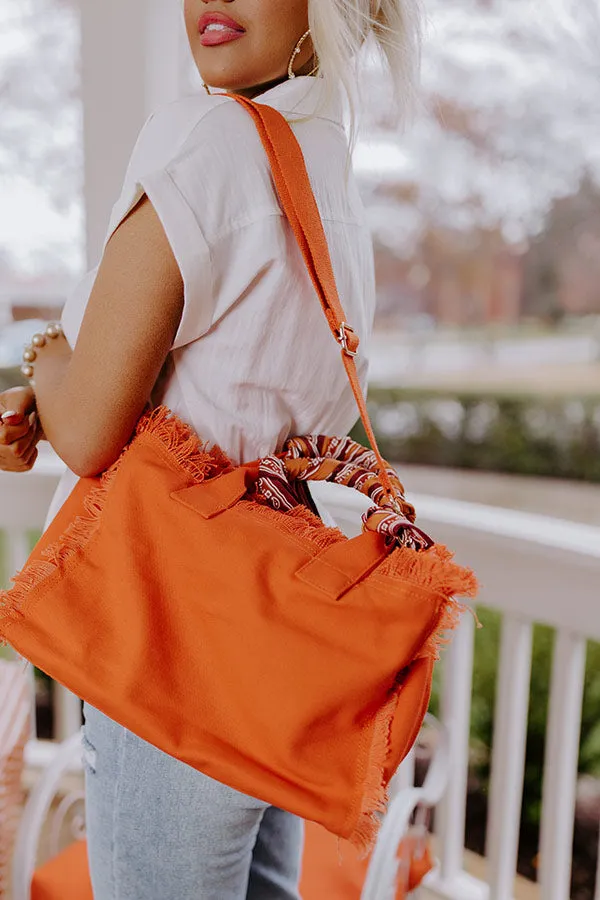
[349,691,399,854]
[134,406,233,481]
[236,498,347,553]
[348,544,479,852]
[0,407,232,643]
[378,542,479,662]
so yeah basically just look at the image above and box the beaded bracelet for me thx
[21,323,63,382]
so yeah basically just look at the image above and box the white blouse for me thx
[44,76,376,527]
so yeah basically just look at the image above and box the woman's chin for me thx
[197,73,241,92]
[196,66,287,96]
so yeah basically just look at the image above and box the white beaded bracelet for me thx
[21,323,63,381]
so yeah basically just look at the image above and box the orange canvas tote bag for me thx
[0,96,476,850]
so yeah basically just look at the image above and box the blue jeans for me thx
[82,702,304,899]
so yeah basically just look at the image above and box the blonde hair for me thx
[309,0,422,128]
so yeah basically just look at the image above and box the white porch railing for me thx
[2,460,600,900]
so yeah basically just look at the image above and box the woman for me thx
[0,1,421,897]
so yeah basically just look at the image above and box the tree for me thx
[0,0,81,209]
[0,0,81,276]
[358,0,600,256]
[2,0,600,276]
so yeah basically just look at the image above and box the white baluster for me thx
[53,684,82,741]
[486,615,533,900]
[435,612,476,884]
[389,747,416,799]
[24,663,38,744]
[539,630,587,900]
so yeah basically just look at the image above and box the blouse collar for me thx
[249,76,344,129]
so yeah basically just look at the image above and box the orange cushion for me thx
[300,820,434,900]
[31,840,93,900]
[300,822,368,899]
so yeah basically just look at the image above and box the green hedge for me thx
[352,388,600,482]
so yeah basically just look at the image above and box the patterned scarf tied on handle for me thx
[257,435,434,551]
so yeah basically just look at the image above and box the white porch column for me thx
[79,0,186,267]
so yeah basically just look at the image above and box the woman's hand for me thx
[0,386,42,473]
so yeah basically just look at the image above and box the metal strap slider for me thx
[337,322,359,357]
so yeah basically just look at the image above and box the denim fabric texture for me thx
[82,702,304,900]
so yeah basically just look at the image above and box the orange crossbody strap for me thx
[229,93,398,504]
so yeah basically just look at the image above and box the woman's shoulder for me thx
[130,92,233,174]
[132,80,347,180]
[147,91,232,132]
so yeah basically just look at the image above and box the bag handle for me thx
[229,94,399,507]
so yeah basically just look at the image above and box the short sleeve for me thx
[138,167,213,349]
[99,103,218,351]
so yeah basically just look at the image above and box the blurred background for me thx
[1,1,599,898]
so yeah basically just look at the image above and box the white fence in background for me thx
[1,460,600,900]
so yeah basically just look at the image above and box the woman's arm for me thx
[32,195,184,478]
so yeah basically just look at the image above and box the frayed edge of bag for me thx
[378,542,479,662]
[0,479,109,642]
[0,407,232,641]
[134,406,233,481]
[237,498,347,553]
[348,544,479,852]
[349,691,399,854]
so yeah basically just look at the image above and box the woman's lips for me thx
[198,13,245,47]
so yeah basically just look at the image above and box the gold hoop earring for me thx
[287,29,311,80]
[202,82,211,95]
